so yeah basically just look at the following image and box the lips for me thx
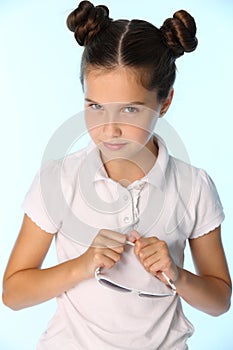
[103,142,128,151]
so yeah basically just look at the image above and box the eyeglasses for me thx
[95,241,176,298]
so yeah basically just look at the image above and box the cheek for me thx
[135,129,152,145]
[124,122,155,143]
[85,114,102,133]
[126,113,158,135]
[85,121,101,144]
[88,128,100,142]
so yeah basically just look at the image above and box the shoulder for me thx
[38,145,91,199]
[167,155,203,183]
[168,155,217,180]
[167,156,222,202]
[41,145,89,178]
[61,146,88,176]
[168,156,223,208]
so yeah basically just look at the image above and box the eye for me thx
[122,106,140,113]
[88,103,103,111]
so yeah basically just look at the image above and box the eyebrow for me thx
[85,98,99,104]
[85,98,146,105]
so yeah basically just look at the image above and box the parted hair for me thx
[67,1,198,100]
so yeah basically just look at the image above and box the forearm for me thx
[3,229,127,311]
[2,255,87,311]
[176,267,232,316]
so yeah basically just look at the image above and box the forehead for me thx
[83,67,158,106]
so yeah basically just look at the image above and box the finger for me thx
[134,237,158,255]
[137,244,159,263]
[142,253,160,271]
[94,255,117,270]
[93,229,126,249]
[144,256,171,276]
[93,249,121,269]
[99,229,127,246]
[127,230,141,243]
[92,236,125,254]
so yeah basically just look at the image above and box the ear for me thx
[159,89,174,118]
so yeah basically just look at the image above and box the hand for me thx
[131,232,179,286]
[81,229,127,279]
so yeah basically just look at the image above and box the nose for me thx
[103,122,122,138]
[102,111,122,138]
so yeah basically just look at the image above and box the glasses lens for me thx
[139,291,175,298]
[99,278,131,293]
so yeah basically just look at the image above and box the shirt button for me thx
[124,216,130,223]
[123,195,129,201]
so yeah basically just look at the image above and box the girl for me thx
[2,1,231,349]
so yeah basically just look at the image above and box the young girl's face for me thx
[84,67,165,161]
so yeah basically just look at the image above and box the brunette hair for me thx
[66,1,198,101]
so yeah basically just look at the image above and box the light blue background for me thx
[0,0,232,349]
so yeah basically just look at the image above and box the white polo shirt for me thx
[22,135,224,350]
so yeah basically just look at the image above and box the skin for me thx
[84,67,172,184]
[2,67,232,317]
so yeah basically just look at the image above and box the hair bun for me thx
[66,1,111,46]
[160,10,198,58]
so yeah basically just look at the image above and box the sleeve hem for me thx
[22,207,57,234]
[189,213,225,239]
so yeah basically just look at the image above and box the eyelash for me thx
[88,103,103,110]
[87,104,140,113]
[123,106,139,113]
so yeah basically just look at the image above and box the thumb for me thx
[128,230,141,243]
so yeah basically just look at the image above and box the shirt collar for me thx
[85,140,109,182]
[141,134,169,191]
[85,134,169,191]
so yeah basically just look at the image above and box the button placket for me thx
[116,187,132,227]
[129,182,145,228]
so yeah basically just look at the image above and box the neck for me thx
[101,138,158,186]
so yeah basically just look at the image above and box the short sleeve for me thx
[189,169,225,239]
[21,160,63,234]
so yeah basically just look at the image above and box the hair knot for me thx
[66,1,112,46]
[160,10,198,58]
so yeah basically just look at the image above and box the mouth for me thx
[102,141,128,151]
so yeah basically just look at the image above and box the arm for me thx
[2,214,126,311]
[132,226,231,316]
[178,226,232,316]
